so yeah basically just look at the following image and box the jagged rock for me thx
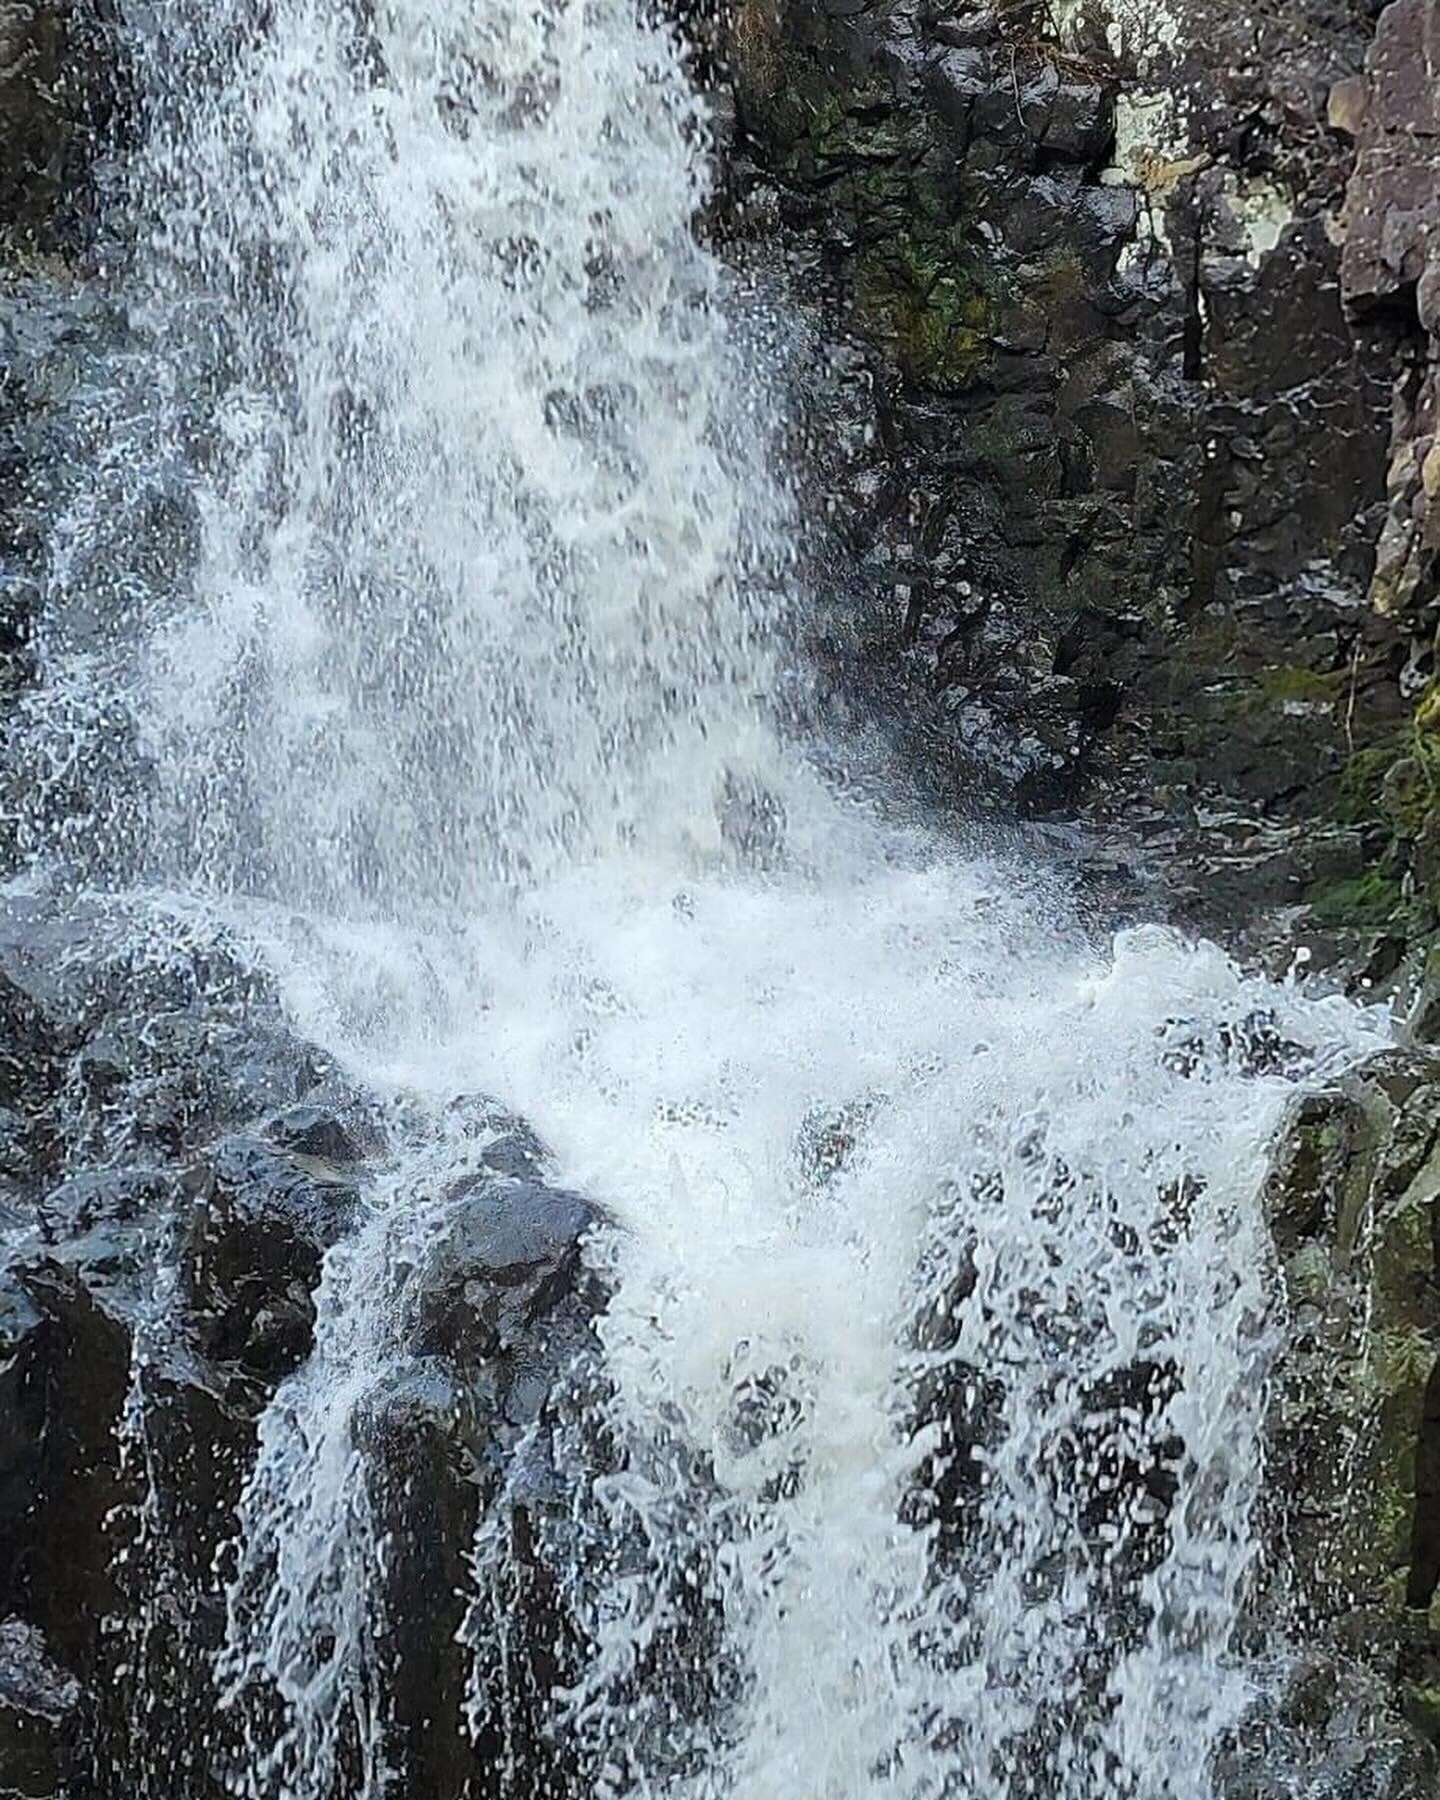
[720,0,1420,950]
[265,1101,382,1165]
[1340,0,1440,312]
[0,902,404,1793]
[0,1277,42,1595]
[0,1618,80,1799]
[1339,0,1440,629]
[411,1168,600,1434]
[1218,1654,1440,1800]
[356,1161,605,1799]
[1264,1051,1440,1748]
[181,1131,365,1391]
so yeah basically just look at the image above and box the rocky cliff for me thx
[713,0,1439,986]
[3,0,1440,1791]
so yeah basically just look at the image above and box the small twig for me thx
[1010,43,1028,132]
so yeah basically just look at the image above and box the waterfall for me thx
[7,0,1389,1795]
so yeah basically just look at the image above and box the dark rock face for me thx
[0,904,359,1795]
[1264,1053,1440,1764]
[183,1133,365,1388]
[1339,0,1440,630]
[713,0,1440,971]
[0,1,127,254]
[0,1618,81,1800]
[0,896,609,1798]
[371,1164,605,1800]
[1324,0,1440,963]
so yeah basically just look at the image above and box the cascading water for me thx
[7,0,1394,1796]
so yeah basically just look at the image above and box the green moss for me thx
[1370,1375,1426,1572]
[728,11,1016,397]
[760,74,912,196]
[1415,680,1440,738]
[1374,1197,1434,1306]
[1371,1324,1436,1398]
[1339,742,1399,825]
[1384,757,1432,840]
[852,228,996,390]
[1305,868,1406,927]
[1259,665,1342,706]
[1402,1680,1440,1738]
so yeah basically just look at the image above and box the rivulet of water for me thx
[7,0,1390,1796]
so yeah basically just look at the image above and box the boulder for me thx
[355,1160,605,1799]
[1265,1052,1440,1748]
[181,1132,366,1392]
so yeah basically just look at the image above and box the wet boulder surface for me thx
[1263,1052,1440,1777]
[0,897,611,1798]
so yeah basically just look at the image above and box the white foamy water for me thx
[11,0,1391,1795]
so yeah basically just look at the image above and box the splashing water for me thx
[11,0,1390,1795]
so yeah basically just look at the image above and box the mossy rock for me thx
[853,230,995,388]
[1305,868,1406,929]
[1259,664,1343,707]
[1267,1060,1440,1645]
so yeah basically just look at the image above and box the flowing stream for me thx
[9,0,1393,1795]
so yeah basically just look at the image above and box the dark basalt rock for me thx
[413,1174,596,1367]
[0,0,130,255]
[265,1100,382,1165]
[0,1618,80,1800]
[0,910,363,1795]
[181,1132,366,1391]
[1339,0,1440,631]
[1262,1051,1440,1757]
[0,887,615,1798]
[0,914,612,1800]
[357,1161,606,1800]
[715,0,1430,961]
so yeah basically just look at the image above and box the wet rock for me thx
[360,1166,606,1799]
[1264,1052,1440,1746]
[718,0,1418,951]
[0,1618,80,1799]
[0,1277,42,1592]
[0,1,130,254]
[1218,1654,1440,1800]
[4,1258,131,1690]
[1339,0,1440,633]
[412,1172,597,1388]
[181,1132,365,1392]
[265,1100,381,1164]
[361,1361,480,1800]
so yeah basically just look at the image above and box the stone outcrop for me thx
[1339,0,1440,623]
[1322,0,1440,984]
[713,0,1440,981]
[0,902,608,1797]
[1266,1054,1440,1762]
